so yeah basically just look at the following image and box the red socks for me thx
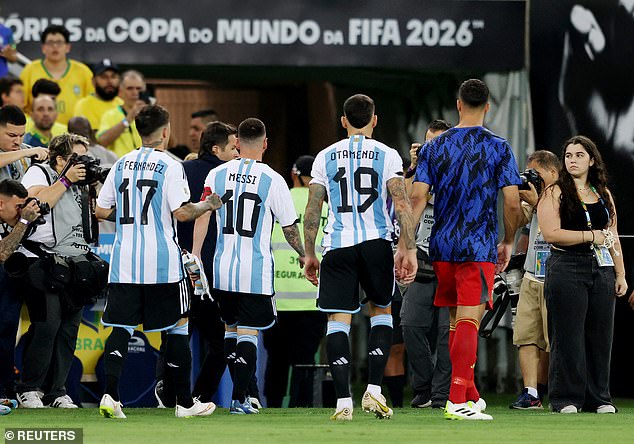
[448,318,479,404]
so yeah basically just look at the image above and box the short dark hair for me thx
[458,79,489,108]
[0,77,23,106]
[200,121,237,155]
[0,105,26,127]
[237,118,266,143]
[527,150,561,171]
[32,79,61,98]
[343,94,375,129]
[427,119,452,133]
[135,105,170,138]
[41,25,70,43]
[48,133,89,168]
[191,109,218,122]
[0,179,28,199]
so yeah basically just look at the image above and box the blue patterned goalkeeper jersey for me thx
[414,126,521,263]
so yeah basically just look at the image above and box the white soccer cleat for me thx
[17,391,44,408]
[50,395,78,408]
[468,397,487,413]
[361,391,393,419]
[99,394,126,419]
[175,398,216,418]
[330,406,353,421]
[249,397,263,410]
[444,401,493,420]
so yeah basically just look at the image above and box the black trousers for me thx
[545,249,616,411]
[16,291,82,405]
[262,311,326,407]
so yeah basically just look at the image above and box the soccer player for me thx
[409,79,522,420]
[95,104,221,419]
[303,94,417,421]
[199,118,306,414]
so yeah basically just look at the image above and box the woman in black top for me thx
[538,135,627,414]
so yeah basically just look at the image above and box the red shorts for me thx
[432,261,495,309]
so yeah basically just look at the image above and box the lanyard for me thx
[577,185,609,230]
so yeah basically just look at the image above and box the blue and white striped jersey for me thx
[311,135,403,252]
[203,158,297,295]
[97,147,190,284]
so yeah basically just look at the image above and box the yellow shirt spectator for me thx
[74,95,123,130]
[20,59,94,125]
[25,116,67,138]
[98,106,141,157]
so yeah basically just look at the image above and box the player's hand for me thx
[496,242,513,274]
[394,248,417,284]
[519,182,539,207]
[65,164,86,184]
[615,275,628,297]
[410,143,421,165]
[303,255,320,286]
[203,193,222,211]
[297,255,307,269]
[19,199,41,223]
[27,147,49,161]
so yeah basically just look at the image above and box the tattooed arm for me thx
[387,176,418,284]
[0,222,28,263]
[302,183,327,285]
[173,193,222,223]
[282,223,305,257]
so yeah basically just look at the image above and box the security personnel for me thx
[262,155,328,407]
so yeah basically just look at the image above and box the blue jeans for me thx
[0,265,21,398]
[545,249,616,411]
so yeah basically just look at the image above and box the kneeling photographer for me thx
[8,133,108,409]
[510,150,560,410]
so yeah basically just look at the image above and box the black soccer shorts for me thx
[211,289,277,330]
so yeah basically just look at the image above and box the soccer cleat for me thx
[330,407,353,421]
[0,398,18,409]
[510,389,543,410]
[468,397,487,413]
[17,391,44,408]
[361,391,393,419]
[559,405,578,414]
[99,394,126,419]
[249,397,263,409]
[229,398,259,414]
[0,405,11,415]
[444,401,493,420]
[410,394,432,408]
[596,404,616,414]
[175,398,216,418]
[50,395,78,408]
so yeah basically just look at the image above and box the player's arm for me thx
[304,183,326,258]
[409,181,431,227]
[95,205,115,221]
[497,185,522,273]
[173,194,222,223]
[282,223,305,258]
[192,211,211,259]
[303,183,326,285]
[387,176,417,284]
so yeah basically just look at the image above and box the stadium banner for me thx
[1,0,525,70]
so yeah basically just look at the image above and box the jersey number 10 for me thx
[220,190,262,238]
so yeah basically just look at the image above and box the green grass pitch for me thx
[3,396,634,443]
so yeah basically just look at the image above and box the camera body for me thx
[23,196,50,227]
[518,168,544,195]
[71,155,110,185]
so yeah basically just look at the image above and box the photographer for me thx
[510,150,560,410]
[0,180,41,412]
[14,133,106,409]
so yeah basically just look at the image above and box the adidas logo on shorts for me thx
[332,357,349,366]
[369,348,384,356]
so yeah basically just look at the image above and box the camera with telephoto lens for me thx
[71,154,110,186]
[518,168,544,195]
[22,196,50,227]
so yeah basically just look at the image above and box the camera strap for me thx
[80,186,99,244]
